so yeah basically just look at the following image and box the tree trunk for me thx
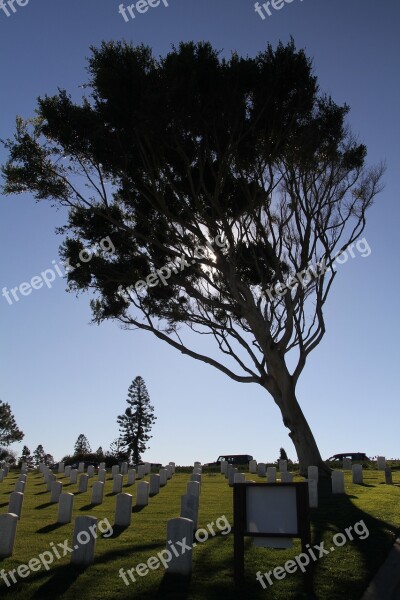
[268,380,330,477]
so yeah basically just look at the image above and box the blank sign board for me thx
[246,485,298,535]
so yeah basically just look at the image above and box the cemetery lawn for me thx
[0,469,399,599]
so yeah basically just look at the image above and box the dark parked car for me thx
[327,453,369,462]
[205,454,253,467]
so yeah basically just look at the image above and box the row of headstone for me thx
[178,463,202,564]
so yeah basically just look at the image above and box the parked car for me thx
[205,454,253,467]
[327,453,369,462]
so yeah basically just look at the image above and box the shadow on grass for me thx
[36,523,65,534]
[30,564,86,599]
[35,502,54,510]
[35,490,49,496]
[108,524,130,539]
[80,503,96,511]
[132,505,146,513]
[155,573,192,599]
[0,502,8,508]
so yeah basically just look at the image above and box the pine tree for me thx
[117,377,156,464]
[20,445,33,468]
[33,444,46,467]
[74,434,91,456]
[0,400,24,446]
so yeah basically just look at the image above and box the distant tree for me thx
[19,445,33,468]
[0,400,24,446]
[0,446,17,467]
[33,444,46,467]
[107,438,128,462]
[117,377,156,464]
[44,453,54,466]
[279,447,288,462]
[95,446,104,457]
[74,434,91,456]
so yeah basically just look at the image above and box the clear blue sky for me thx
[0,0,399,465]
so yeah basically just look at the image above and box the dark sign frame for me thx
[233,481,313,592]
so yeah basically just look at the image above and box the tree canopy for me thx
[1,40,384,473]
[0,400,24,447]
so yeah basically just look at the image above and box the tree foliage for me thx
[0,400,24,447]
[1,40,384,473]
[74,434,92,456]
[117,376,156,464]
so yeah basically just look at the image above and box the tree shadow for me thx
[155,573,192,599]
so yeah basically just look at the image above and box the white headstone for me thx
[234,473,246,483]
[0,469,4,483]
[144,462,151,475]
[47,473,56,491]
[112,474,123,494]
[267,467,277,483]
[220,460,228,475]
[112,465,120,479]
[187,481,200,497]
[98,469,106,483]
[99,462,106,470]
[18,473,27,483]
[191,473,201,486]
[331,471,345,494]
[377,456,386,471]
[136,481,149,506]
[127,469,136,485]
[78,474,89,493]
[159,468,167,486]
[149,474,160,495]
[249,460,257,474]
[228,467,238,486]
[352,464,363,484]
[87,465,95,478]
[194,462,201,467]
[15,481,25,493]
[70,516,97,565]
[281,472,293,483]
[115,493,132,527]
[279,460,287,473]
[137,465,146,479]
[78,462,85,474]
[342,458,352,471]
[8,492,24,519]
[385,467,393,485]
[57,493,74,523]
[50,481,63,503]
[308,479,318,508]
[64,465,71,477]
[121,462,128,475]
[0,513,18,557]
[180,493,199,529]
[169,462,176,474]
[91,482,104,505]
[308,466,319,482]
[166,518,194,575]
[166,465,173,479]
[58,462,65,474]
[70,469,78,485]
[257,463,266,477]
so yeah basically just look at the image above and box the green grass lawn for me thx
[0,467,399,599]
